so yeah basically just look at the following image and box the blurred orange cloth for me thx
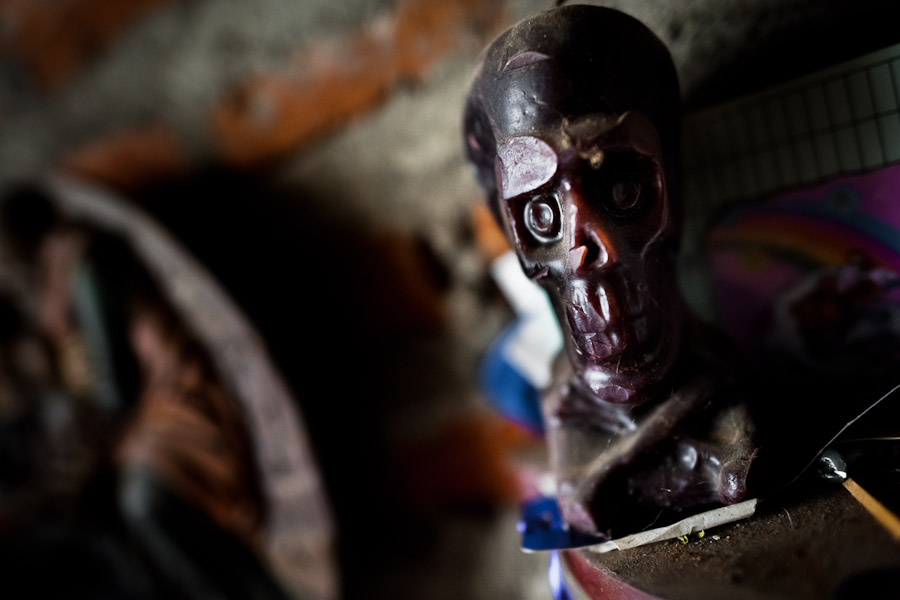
[393,411,543,511]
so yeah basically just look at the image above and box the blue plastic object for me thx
[548,551,574,600]
[519,496,606,551]
[479,321,545,434]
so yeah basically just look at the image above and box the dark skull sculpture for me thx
[464,5,758,537]
[466,7,683,407]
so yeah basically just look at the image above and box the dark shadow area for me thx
[685,0,900,110]
[128,168,455,599]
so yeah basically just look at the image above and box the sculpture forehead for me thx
[496,114,625,200]
[496,112,663,201]
[471,5,678,143]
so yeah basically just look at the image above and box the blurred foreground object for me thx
[0,175,336,599]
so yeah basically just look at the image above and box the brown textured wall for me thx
[0,0,172,90]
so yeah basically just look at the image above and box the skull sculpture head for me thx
[465,5,685,406]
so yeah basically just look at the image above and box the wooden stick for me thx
[842,477,900,541]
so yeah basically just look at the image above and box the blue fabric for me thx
[478,321,544,434]
[518,496,605,551]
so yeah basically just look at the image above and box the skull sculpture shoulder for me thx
[464,5,758,537]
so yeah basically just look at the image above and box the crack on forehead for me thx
[503,50,551,72]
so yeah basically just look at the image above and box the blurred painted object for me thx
[708,164,900,374]
[0,176,336,600]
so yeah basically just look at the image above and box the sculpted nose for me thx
[567,223,615,274]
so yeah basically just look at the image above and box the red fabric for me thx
[563,550,663,600]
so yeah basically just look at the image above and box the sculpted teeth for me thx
[568,245,588,270]
[577,331,613,360]
[597,286,610,321]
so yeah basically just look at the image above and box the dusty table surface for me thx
[573,480,900,600]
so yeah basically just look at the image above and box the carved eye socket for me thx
[610,181,642,212]
[524,194,562,243]
[583,152,657,218]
